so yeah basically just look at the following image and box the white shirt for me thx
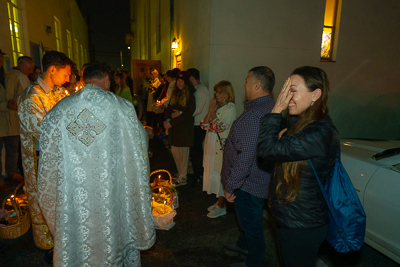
[193,83,210,126]
[9,68,30,91]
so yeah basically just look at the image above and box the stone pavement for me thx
[1,138,398,266]
[0,137,280,267]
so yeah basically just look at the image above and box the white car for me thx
[341,139,400,264]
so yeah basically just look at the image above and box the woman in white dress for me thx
[201,80,236,218]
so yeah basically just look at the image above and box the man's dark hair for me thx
[42,51,73,72]
[82,62,90,69]
[249,66,275,93]
[83,62,110,80]
[171,68,180,79]
[187,68,200,81]
[166,70,172,77]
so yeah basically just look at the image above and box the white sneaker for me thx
[173,177,187,187]
[207,205,226,218]
[207,202,218,212]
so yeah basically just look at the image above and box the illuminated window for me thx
[74,39,79,68]
[54,17,62,52]
[7,0,24,66]
[321,0,342,61]
[66,30,72,58]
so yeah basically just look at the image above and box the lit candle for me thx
[10,195,19,216]
[163,200,166,213]
[151,197,154,209]
[159,188,161,193]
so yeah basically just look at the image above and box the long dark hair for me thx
[115,72,126,93]
[276,66,330,203]
[170,81,193,107]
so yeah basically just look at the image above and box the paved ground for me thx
[0,137,399,267]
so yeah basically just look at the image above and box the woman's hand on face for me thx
[271,78,293,114]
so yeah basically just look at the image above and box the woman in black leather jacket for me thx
[258,66,339,267]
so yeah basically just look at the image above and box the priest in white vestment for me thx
[37,62,155,266]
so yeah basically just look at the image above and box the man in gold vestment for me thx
[18,51,72,250]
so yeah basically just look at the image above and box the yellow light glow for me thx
[321,27,332,58]
[324,0,337,27]
[172,38,178,50]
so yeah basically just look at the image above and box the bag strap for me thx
[309,156,342,232]
[216,132,224,150]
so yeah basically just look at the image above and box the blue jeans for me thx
[234,189,266,267]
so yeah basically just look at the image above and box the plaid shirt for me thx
[221,95,274,199]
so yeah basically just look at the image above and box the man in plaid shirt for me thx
[221,66,275,267]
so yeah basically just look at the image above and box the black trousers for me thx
[189,126,206,180]
[276,224,328,267]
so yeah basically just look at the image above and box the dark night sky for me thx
[78,0,131,71]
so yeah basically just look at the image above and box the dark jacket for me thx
[165,88,196,147]
[257,113,339,229]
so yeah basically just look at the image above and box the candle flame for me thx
[64,90,70,96]
[11,195,14,198]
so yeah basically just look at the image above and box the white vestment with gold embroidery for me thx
[37,84,155,267]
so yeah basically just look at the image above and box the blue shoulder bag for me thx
[309,148,366,253]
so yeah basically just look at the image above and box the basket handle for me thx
[150,169,172,185]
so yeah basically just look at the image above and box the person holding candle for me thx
[18,51,72,252]
[163,71,196,186]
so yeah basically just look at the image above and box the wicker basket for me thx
[150,169,178,209]
[150,185,177,230]
[0,184,31,239]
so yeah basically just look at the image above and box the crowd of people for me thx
[0,47,340,267]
